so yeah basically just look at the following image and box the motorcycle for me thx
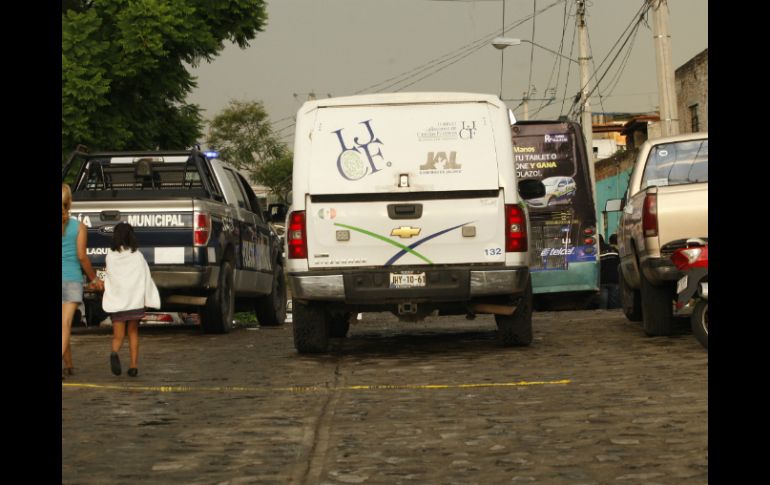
[671,238,708,349]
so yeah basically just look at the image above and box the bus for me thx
[511,120,600,309]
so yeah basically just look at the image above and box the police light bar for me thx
[204,150,220,159]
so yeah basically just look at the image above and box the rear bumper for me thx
[640,256,680,285]
[531,261,600,294]
[289,266,530,303]
[149,266,220,290]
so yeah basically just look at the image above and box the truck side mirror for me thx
[518,179,546,200]
[267,203,288,223]
[605,199,624,212]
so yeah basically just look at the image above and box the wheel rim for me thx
[701,303,708,335]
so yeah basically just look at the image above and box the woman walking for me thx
[62,184,103,379]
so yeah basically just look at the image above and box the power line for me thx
[558,9,578,118]
[566,0,652,119]
[368,0,566,94]
[526,0,538,100]
[533,0,571,117]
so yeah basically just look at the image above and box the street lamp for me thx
[492,37,521,49]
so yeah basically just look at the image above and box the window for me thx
[642,139,708,188]
[223,169,250,210]
[689,104,700,132]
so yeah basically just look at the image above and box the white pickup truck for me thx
[607,132,708,336]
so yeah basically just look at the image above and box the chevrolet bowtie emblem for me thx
[391,226,421,238]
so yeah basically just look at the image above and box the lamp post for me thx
[492,38,576,121]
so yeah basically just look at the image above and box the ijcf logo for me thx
[459,121,477,139]
[420,151,461,170]
[332,120,389,181]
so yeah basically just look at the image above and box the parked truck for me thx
[606,132,708,336]
[62,148,287,333]
[286,92,545,353]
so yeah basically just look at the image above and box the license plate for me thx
[677,275,688,294]
[389,272,426,288]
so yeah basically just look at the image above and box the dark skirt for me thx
[110,308,146,322]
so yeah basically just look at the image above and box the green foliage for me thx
[207,100,293,202]
[253,152,293,203]
[62,0,268,161]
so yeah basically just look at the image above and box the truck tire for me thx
[85,301,108,327]
[72,308,84,328]
[619,266,642,321]
[328,312,352,338]
[691,300,708,350]
[495,278,533,347]
[201,260,234,334]
[293,301,330,353]
[255,263,287,326]
[639,269,674,336]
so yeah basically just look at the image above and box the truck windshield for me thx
[642,138,708,189]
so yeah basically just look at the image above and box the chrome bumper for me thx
[289,268,529,301]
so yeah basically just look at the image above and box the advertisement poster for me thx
[512,128,596,271]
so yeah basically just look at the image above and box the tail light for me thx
[505,204,527,252]
[193,211,211,246]
[671,246,708,270]
[287,211,308,259]
[642,193,658,237]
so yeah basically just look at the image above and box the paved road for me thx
[62,309,707,484]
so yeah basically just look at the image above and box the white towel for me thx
[102,248,161,313]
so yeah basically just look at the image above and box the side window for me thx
[236,173,266,223]
[223,169,250,210]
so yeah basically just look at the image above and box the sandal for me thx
[127,368,138,377]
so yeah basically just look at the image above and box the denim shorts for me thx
[62,280,83,304]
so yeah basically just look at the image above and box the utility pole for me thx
[577,0,594,164]
[577,0,600,234]
[649,0,679,137]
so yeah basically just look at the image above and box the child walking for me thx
[102,222,160,377]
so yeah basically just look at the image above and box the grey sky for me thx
[186,0,707,144]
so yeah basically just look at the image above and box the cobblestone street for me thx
[62,309,707,484]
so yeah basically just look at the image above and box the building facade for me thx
[675,48,708,134]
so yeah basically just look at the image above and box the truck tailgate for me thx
[306,193,506,269]
[70,199,195,266]
[656,182,708,247]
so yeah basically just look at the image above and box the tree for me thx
[253,152,293,204]
[62,0,268,160]
[207,100,293,202]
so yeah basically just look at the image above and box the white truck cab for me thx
[286,92,544,353]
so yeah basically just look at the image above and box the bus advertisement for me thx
[511,120,600,308]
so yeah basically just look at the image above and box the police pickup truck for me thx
[62,148,287,333]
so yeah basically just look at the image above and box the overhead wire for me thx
[566,0,652,120]
[558,9,578,118]
[386,0,566,93]
[526,0,538,100]
[264,0,582,144]
[533,0,571,118]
